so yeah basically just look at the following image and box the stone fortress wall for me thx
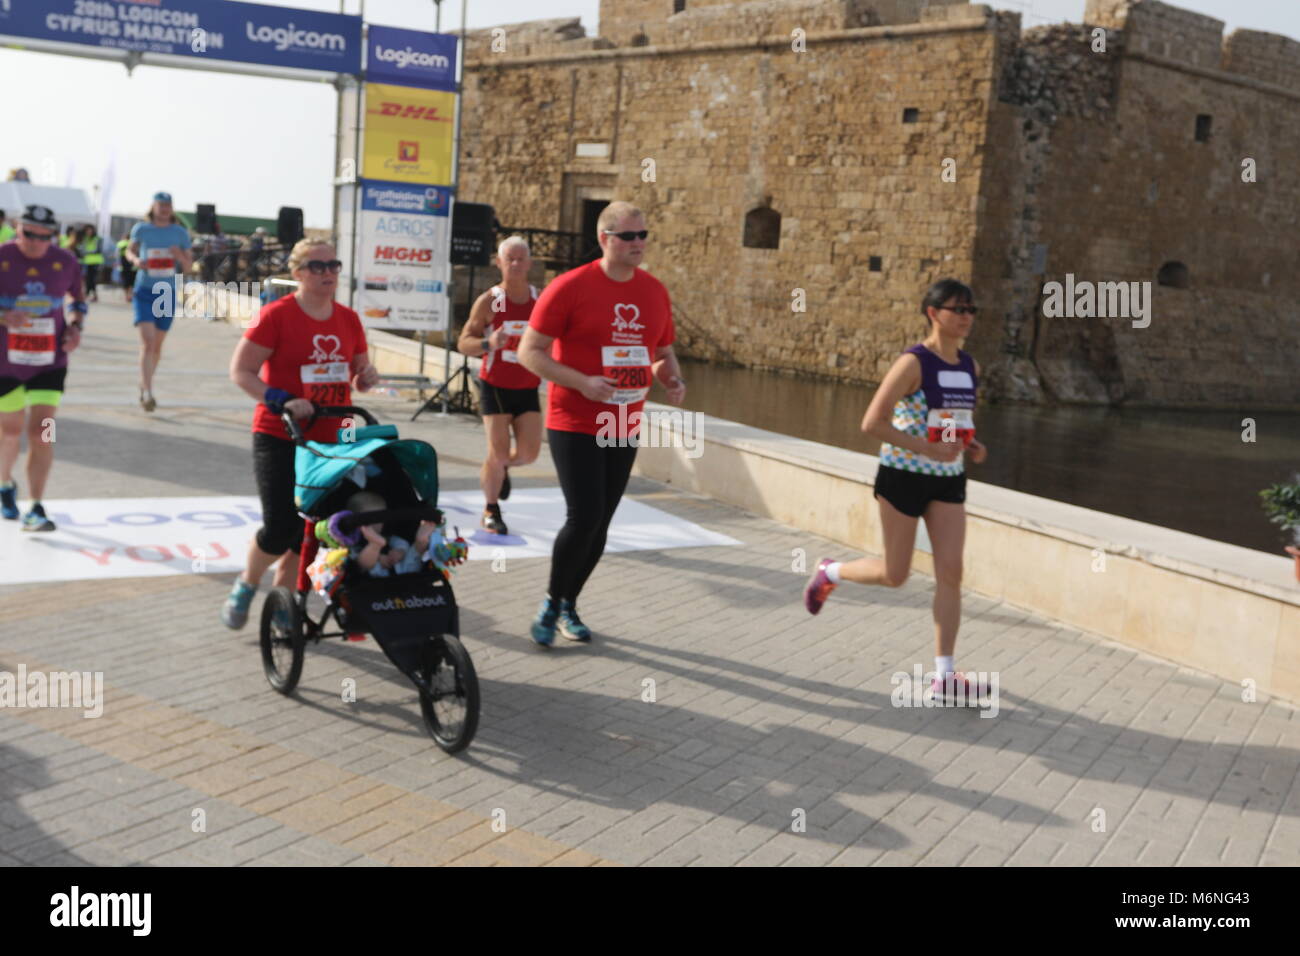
[456,0,1300,407]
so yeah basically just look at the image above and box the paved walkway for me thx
[1,304,1297,866]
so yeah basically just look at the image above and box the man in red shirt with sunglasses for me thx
[519,201,686,645]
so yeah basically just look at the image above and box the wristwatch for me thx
[481,337,490,353]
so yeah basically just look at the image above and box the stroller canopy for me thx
[294,437,439,514]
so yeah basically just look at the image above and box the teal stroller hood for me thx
[294,436,439,515]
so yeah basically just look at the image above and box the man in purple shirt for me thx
[0,205,86,531]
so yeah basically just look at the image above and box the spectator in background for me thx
[78,224,104,302]
[241,226,266,280]
[116,234,134,302]
[204,220,229,282]
[7,168,30,182]
[0,211,14,243]
[59,225,79,254]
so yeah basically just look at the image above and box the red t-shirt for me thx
[245,295,368,442]
[479,284,541,390]
[528,261,675,436]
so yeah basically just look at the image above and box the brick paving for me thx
[1,305,1297,866]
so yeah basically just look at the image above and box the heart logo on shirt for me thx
[612,303,643,331]
[311,334,344,362]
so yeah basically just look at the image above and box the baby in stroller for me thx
[306,490,469,599]
[348,491,439,577]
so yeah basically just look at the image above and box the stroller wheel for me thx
[260,587,305,695]
[419,635,480,754]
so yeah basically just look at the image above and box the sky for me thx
[1,0,1295,232]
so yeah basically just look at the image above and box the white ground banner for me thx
[0,491,740,585]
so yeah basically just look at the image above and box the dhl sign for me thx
[362,81,455,186]
[368,101,452,122]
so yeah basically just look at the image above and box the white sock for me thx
[935,656,954,677]
[825,562,842,583]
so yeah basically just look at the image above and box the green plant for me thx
[1260,477,1300,546]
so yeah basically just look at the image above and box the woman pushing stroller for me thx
[220,240,380,630]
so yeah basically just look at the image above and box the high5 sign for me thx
[0,0,363,74]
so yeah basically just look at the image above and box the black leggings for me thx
[547,428,638,602]
[252,431,302,556]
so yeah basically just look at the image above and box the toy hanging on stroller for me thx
[257,404,479,754]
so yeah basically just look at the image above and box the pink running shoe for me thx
[929,672,991,705]
[803,558,837,615]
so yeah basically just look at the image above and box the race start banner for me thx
[0,0,363,74]
[357,180,452,331]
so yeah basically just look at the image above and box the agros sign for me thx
[373,45,450,70]
[246,21,348,53]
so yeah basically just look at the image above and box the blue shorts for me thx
[132,281,177,332]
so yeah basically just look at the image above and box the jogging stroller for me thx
[257,404,479,754]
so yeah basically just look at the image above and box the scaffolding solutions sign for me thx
[0,0,363,74]
[357,181,452,332]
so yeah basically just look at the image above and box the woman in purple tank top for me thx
[803,279,992,702]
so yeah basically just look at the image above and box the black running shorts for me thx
[476,378,541,418]
[252,430,302,556]
[872,463,966,518]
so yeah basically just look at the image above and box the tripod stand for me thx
[411,350,476,420]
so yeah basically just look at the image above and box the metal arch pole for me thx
[441,0,469,414]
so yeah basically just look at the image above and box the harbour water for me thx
[675,358,1300,556]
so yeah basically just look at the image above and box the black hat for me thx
[21,205,57,229]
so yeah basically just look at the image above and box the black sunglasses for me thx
[941,305,979,315]
[603,230,649,241]
[304,259,343,274]
[22,229,55,242]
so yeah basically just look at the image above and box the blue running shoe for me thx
[557,600,591,642]
[0,481,17,520]
[530,596,558,647]
[20,502,55,532]
[221,578,257,630]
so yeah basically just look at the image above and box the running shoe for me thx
[803,557,837,615]
[530,597,558,647]
[929,672,991,705]
[482,505,508,535]
[221,578,257,630]
[557,600,592,642]
[499,468,511,501]
[140,389,156,413]
[20,503,55,532]
[0,481,17,520]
